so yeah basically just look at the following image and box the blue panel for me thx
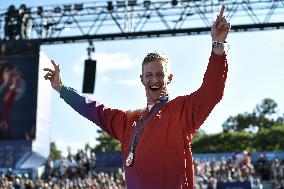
[0,140,32,168]
[0,41,39,140]
[217,181,251,189]
[95,152,123,168]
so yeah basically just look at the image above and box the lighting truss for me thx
[0,0,283,44]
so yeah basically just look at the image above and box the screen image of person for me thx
[0,60,23,139]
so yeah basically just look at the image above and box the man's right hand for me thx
[43,60,63,93]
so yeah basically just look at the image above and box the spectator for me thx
[256,154,270,181]
[1,152,284,189]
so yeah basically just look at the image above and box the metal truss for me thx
[0,0,284,44]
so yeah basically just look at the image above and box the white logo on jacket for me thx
[157,110,162,119]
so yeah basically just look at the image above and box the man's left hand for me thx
[211,5,231,42]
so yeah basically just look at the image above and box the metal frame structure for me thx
[0,0,284,44]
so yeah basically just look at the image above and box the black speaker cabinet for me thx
[82,59,96,93]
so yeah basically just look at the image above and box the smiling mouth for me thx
[149,85,161,92]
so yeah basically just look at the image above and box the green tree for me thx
[253,124,284,151]
[192,131,254,153]
[222,113,255,132]
[50,142,62,159]
[222,98,283,132]
[255,98,277,116]
[94,130,121,152]
[192,124,284,153]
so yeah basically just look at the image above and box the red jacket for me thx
[61,51,228,189]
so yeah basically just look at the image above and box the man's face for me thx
[140,60,172,105]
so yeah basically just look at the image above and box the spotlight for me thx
[19,4,27,14]
[7,5,16,16]
[171,0,178,6]
[74,3,83,11]
[54,6,61,13]
[4,5,18,39]
[128,0,137,6]
[37,6,43,16]
[107,1,114,11]
[116,1,126,8]
[63,5,72,12]
[143,1,151,9]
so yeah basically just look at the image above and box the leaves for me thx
[50,142,62,159]
[192,98,284,153]
[222,98,283,132]
[192,124,284,153]
[93,130,121,152]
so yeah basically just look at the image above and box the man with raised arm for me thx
[44,5,230,189]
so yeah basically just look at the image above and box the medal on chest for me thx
[125,95,168,167]
[125,151,134,167]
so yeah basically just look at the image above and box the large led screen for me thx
[0,41,39,140]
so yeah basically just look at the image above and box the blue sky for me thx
[2,1,284,155]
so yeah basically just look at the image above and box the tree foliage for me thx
[93,130,121,152]
[50,142,62,159]
[193,98,284,153]
[222,98,283,132]
[192,131,254,153]
[255,98,277,116]
[253,124,284,151]
[192,124,284,153]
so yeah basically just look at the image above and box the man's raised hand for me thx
[43,60,63,93]
[211,5,231,42]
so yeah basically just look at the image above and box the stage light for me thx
[143,1,151,9]
[7,5,16,13]
[74,3,83,11]
[128,0,137,6]
[37,6,43,16]
[107,1,114,11]
[19,4,27,14]
[117,1,126,8]
[63,5,72,12]
[171,0,178,6]
[54,6,61,13]
[4,5,18,39]
[25,7,31,14]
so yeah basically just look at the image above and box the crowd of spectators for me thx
[0,171,125,189]
[0,150,283,189]
[194,151,284,189]
[0,149,126,189]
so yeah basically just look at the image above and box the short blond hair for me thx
[142,51,170,74]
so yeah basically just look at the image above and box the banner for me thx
[217,181,251,189]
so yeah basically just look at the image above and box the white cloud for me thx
[115,78,141,87]
[96,52,138,72]
[72,52,139,75]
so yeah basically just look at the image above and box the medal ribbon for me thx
[130,95,169,153]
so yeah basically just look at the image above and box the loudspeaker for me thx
[82,59,96,93]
